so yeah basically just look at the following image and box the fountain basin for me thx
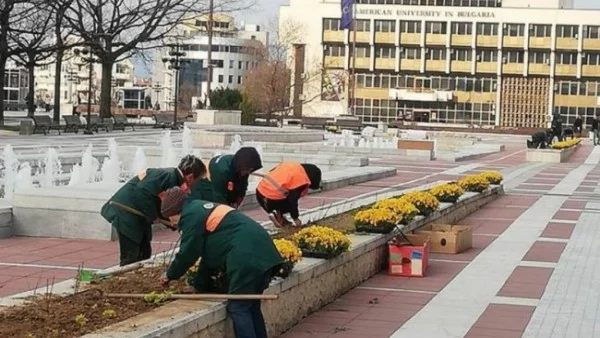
[11,167,396,240]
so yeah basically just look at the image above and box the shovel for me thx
[105,292,278,301]
[109,201,177,231]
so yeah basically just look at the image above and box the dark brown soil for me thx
[272,207,361,239]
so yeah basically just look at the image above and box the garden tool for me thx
[109,201,177,231]
[105,292,278,301]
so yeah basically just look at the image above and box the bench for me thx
[32,115,61,135]
[153,113,176,129]
[88,114,110,133]
[301,117,329,130]
[112,115,135,131]
[63,115,83,133]
[335,119,363,132]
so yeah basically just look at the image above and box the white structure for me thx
[279,0,600,129]
[153,14,268,110]
[2,60,28,111]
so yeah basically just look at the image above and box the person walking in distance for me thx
[593,114,600,145]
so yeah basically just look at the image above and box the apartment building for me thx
[280,0,600,128]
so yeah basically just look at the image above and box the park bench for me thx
[301,117,329,130]
[335,119,363,132]
[63,115,83,133]
[153,113,176,129]
[112,115,135,131]
[88,114,110,133]
[32,115,61,135]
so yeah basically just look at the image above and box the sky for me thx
[135,0,600,77]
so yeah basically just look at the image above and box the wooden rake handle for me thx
[105,293,278,301]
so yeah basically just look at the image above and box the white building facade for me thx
[280,0,600,128]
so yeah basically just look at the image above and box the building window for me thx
[476,49,497,62]
[529,51,549,64]
[556,52,578,64]
[529,24,551,38]
[584,26,600,39]
[584,53,600,66]
[400,21,421,34]
[229,60,234,69]
[426,22,447,35]
[228,75,233,83]
[324,44,345,57]
[238,61,243,69]
[504,51,524,63]
[375,46,395,59]
[451,22,472,35]
[476,23,498,36]
[323,18,341,31]
[246,61,250,69]
[218,75,223,83]
[504,24,525,37]
[375,20,395,33]
[238,76,242,84]
[557,25,578,38]
[352,46,371,58]
[402,47,421,59]
[426,48,446,60]
[353,20,370,32]
[452,49,472,61]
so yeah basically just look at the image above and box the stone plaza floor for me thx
[1,130,595,338]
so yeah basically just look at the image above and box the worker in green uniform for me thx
[100,155,206,267]
[189,147,262,208]
[160,187,283,338]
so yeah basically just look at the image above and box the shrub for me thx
[429,183,465,203]
[373,198,419,223]
[354,208,402,233]
[399,191,440,216]
[551,138,581,149]
[458,175,490,193]
[292,226,351,259]
[273,239,302,278]
[478,170,503,185]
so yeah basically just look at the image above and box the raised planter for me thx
[526,144,579,163]
[80,184,503,338]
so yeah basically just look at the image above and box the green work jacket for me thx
[189,155,248,206]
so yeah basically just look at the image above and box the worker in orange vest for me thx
[255,162,322,228]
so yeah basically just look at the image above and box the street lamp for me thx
[153,82,163,111]
[73,46,100,135]
[162,44,189,130]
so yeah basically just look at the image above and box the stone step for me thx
[0,207,13,238]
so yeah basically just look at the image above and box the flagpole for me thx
[349,2,357,117]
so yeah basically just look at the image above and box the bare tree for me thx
[52,0,74,123]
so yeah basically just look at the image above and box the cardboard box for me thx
[388,234,430,278]
[416,224,473,254]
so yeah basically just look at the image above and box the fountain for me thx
[181,125,193,156]
[68,164,81,186]
[101,138,121,183]
[160,130,178,167]
[131,147,147,175]
[15,162,33,190]
[2,145,19,200]
[39,148,62,188]
[79,144,100,184]
[229,134,243,154]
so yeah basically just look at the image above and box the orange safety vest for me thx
[205,204,235,232]
[137,169,190,200]
[256,162,310,200]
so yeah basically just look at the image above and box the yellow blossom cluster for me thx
[429,183,465,203]
[374,198,418,216]
[292,225,351,258]
[354,208,402,229]
[274,238,302,264]
[551,138,581,149]
[477,170,503,185]
[458,175,490,193]
[399,191,440,216]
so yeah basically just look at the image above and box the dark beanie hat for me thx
[161,187,188,218]
[301,163,322,190]
[232,147,263,174]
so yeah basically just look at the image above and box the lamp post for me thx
[162,44,189,130]
[153,82,163,110]
[74,46,99,135]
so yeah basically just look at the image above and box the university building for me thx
[279,0,600,128]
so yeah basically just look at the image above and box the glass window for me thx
[476,49,497,62]
[354,20,371,32]
[451,22,472,35]
[375,46,396,58]
[585,26,600,39]
[426,22,447,34]
[323,18,341,31]
[529,51,549,64]
[584,53,600,66]
[504,23,525,37]
[375,20,396,33]
[557,25,578,38]
[476,23,498,36]
[557,52,578,65]
[504,51,524,63]
[400,21,421,34]
[530,24,551,38]
[452,49,472,61]
[403,47,421,59]
[426,49,446,60]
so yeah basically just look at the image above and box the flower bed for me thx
[291,226,351,259]
[458,175,490,193]
[551,138,581,149]
[527,138,581,163]
[429,182,465,203]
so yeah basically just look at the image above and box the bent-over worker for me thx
[100,155,206,266]
[255,162,322,228]
[189,147,262,208]
[160,187,283,338]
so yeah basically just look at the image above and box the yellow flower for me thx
[551,138,581,149]
[292,225,351,258]
[354,208,401,227]
[399,191,440,216]
[458,174,490,193]
[429,183,465,203]
[478,170,503,185]
[372,198,419,224]
[274,239,303,264]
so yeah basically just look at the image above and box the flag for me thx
[340,0,354,30]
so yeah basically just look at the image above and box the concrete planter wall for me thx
[82,185,503,338]
[526,144,579,163]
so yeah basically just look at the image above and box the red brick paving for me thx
[515,184,553,191]
[465,304,535,338]
[561,200,587,209]
[576,186,595,192]
[468,206,528,220]
[522,241,566,263]
[541,222,575,239]
[552,209,582,221]
[497,267,554,299]
[471,219,514,235]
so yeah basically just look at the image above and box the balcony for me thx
[583,39,600,51]
[355,87,389,99]
[502,63,524,75]
[425,34,446,46]
[324,56,345,68]
[454,91,496,102]
[350,57,370,69]
[450,60,471,73]
[556,37,578,50]
[555,64,577,76]
[323,30,345,43]
[582,65,600,77]
[528,63,550,75]
[476,35,498,48]
[451,35,472,47]
[389,88,453,102]
[400,59,421,71]
[400,33,421,45]
[554,95,597,107]
[375,58,396,70]
[425,60,446,72]
[349,32,371,44]
[528,37,551,49]
[476,62,497,73]
[502,36,524,49]
[375,32,396,44]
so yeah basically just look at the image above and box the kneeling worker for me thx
[255,162,322,228]
[160,187,283,338]
[100,155,206,266]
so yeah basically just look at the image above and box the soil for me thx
[272,206,364,239]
